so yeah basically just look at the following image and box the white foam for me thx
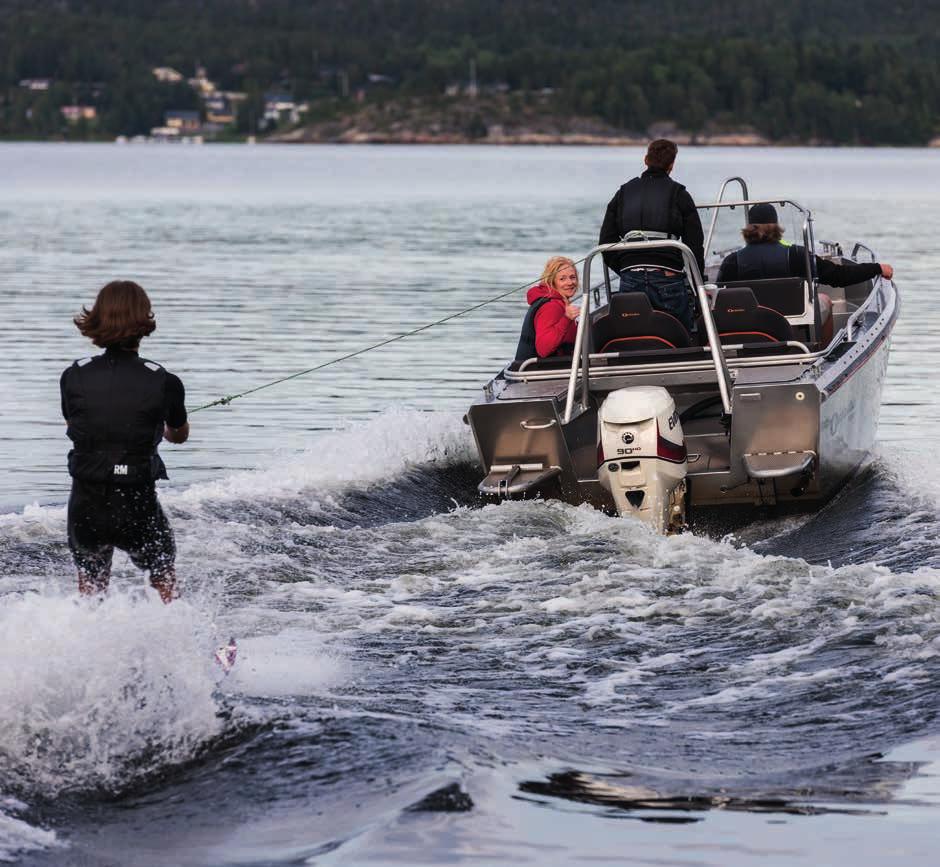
[0,501,65,542]
[731,639,828,674]
[173,408,473,506]
[0,799,60,863]
[0,409,474,537]
[224,629,345,698]
[877,443,940,504]
[0,591,225,797]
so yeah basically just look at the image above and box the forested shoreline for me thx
[1,0,938,144]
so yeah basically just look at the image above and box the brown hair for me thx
[645,139,678,171]
[74,281,156,349]
[539,256,579,293]
[742,223,785,244]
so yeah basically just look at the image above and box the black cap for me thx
[747,203,778,224]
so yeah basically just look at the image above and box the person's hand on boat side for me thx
[564,303,580,321]
[880,263,894,279]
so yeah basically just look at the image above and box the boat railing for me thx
[851,241,878,263]
[516,339,812,372]
[845,273,891,342]
[697,197,816,289]
[565,238,733,423]
[512,345,825,382]
[703,176,749,255]
[818,239,844,257]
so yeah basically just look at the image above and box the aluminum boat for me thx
[466,178,899,532]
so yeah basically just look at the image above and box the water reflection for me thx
[519,749,927,821]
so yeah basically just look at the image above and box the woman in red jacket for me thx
[514,256,581,361]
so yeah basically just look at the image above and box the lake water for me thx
[1,143,939,865]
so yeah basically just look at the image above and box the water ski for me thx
[214,637,237,674]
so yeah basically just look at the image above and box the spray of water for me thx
[0,592,226,798]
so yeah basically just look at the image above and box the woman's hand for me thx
[564,303,580,320]
[880,263,894,279]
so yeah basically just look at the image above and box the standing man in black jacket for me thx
[599,139,704,331]
[61,281,189,603]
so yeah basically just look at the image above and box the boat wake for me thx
[0,594,226,797]
[2,410,940,862]
[752,446,940,571]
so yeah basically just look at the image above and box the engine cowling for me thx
[597,386,687,533]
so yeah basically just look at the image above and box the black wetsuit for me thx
[717,241,884,287]
[60,348,187,579]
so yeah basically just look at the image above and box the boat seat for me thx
[717,277,807,318]
[592,292,692,353]
[705,287,793,345]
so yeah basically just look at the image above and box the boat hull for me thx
[468,253,898,525]
[817,327,893,497]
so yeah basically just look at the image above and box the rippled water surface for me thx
[1,144,939,865]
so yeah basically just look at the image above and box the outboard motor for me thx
[597,386,687,533]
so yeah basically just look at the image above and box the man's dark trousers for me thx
[618,269,695,332]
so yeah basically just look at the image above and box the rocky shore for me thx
[266,95,771,146]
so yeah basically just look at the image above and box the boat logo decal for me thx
[621,432,635,445]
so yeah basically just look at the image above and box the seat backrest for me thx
[718,277,809,320]
[711,287,793,344]
[592,292,692,353]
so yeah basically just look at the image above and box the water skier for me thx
[60,281,189,603]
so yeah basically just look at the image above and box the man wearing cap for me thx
[716,203,894,286]
[599,139,705,331]
[716,203,893,344]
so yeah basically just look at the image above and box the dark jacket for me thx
[717,241,884,287]
[599,167,705,276]
[60,348,187,485]
[515,283,578,360]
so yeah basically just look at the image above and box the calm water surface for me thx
[0,143,939,865]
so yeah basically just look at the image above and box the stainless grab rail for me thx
[697,198,809,214]
[818,239,844,257]
[845,277,888,341]
[564,239,734,423]
[511,351,823,384]
[585,341,812,359]
[698,197,815,282]
[563,284,589,423]
[851,242,878,263]
[703,176,749,256]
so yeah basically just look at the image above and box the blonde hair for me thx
[539,256,579,292]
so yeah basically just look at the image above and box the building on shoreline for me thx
[60,105,97,123]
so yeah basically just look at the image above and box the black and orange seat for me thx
[709,287,793,345]
[592,292,692,353]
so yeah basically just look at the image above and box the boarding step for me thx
[742,450,816,480]
[479,463,562,497]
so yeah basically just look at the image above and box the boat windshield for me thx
[700,199,813,266]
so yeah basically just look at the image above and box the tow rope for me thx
[191,257,592,413]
